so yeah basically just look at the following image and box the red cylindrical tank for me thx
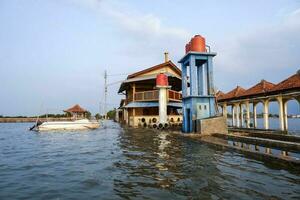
[156,73,168,86]
[190,35,206,52]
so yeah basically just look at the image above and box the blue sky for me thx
[0,0,299,116]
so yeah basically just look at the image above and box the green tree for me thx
[86,111,91,119]
[95,113,101,120]
[106,109,116,119]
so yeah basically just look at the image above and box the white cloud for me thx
[215,8,300,91]
[104,8,189,40]
[66,0,189,40]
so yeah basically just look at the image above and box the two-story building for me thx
[117,54,183,128]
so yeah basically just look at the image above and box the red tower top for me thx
[156,73,168,87]
[185,35,206,53]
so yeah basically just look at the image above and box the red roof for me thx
[270,71,300,92]
[127,61,181,79]
[241,80,275,97]
[218,70,300,102]
[216,90,225,99]
[219,86,246,100]
[64,104,86,113]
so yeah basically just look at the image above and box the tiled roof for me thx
[64,104,86,113]
[127,61,181,79]
[270,71,300,92]
[241,80,275,97]
[215,90,225,99]
[219,86,246,100]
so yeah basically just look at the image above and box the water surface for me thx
[0,121,299,199]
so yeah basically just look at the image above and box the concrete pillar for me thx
[240,104,244,127]
[222,103,227,117]
[245,101,250,128]
[231,105,235,126]
[181,64,187,97]
[207,57,214,95]
[236,103,240,127]
[158,87,168,124]
[189,56,198,96]
[115,109,119,122]
[283,100,288,131]
[263,99,269,129]
[281,151,288,157]
[277,96,285,131]
[124,109,128,125]
[253,103,257,128]
[265,147,272,154]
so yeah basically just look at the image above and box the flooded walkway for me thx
[0,121,299,199]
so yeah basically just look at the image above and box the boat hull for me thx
[34,119,100,131]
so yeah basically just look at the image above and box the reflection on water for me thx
[0,121,299,199]
[228,118,300,135]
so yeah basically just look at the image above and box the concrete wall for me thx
[197,116,228,136]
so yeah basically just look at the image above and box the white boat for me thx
[30,119,100,131]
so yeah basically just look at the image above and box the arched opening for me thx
[227,105,233,126]
[254,101,264,129]
[217,105,222,115]
[285,98,300,133]
[268,100,279,130]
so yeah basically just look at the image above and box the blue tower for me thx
[178,35,217,133]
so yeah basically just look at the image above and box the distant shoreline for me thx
[0,117,72,123]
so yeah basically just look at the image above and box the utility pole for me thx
[104,70,107,119]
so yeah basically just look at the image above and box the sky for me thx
[0,0,299,116]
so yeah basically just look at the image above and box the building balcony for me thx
[133,89,182,102]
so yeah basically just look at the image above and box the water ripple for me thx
[0,121,299,199]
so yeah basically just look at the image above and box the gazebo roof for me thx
[240,80,275,97]
[64,104,87,113]
[219,86,246,100]
[216,90,225,99]
[270,71,300,92]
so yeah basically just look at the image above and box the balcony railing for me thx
[168,90,182,102]
[134,89,182,102]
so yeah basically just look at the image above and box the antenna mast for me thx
[104,70,107,119]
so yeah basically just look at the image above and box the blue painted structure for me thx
[178,51,217,133]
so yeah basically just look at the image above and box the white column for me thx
[236,103,240,127]
[223,103,227,117]
[277,96,285,131]
[159,87,168,124]
[284,100,288,131]
[263,99,269,129]
[231,105,235,126]
[240,104,244,127]
[253,103,257,128]
[124,109,128,125]
[245,101,250,128]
